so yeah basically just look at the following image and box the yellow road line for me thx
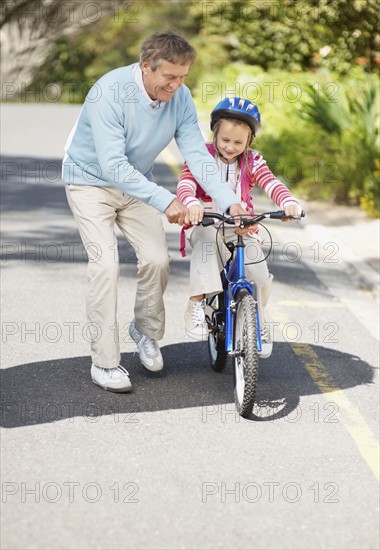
[292,343,379,481]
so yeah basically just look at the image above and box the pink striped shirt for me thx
[177,149,299,212]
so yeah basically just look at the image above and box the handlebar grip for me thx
[200,218,215,227]
[269,210,286,219]
[201,215,235,226]
[269,210,306,220]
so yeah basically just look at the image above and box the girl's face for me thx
[215,119,251,162]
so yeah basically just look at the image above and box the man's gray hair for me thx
[140,30,196,70]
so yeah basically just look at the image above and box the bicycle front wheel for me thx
[233,289,259,417]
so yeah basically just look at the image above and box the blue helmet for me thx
[210,97,261,136]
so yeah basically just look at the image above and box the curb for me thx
[304,205,379,299]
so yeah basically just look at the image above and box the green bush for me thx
[301,73,380,215]
[190,0,380,75]
[24,0,202,103]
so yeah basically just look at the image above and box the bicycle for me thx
[201,210,305,418]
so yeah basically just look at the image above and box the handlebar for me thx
[200,210,306,228]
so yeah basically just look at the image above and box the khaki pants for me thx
[188,225,273,325]
[66,184,170,369]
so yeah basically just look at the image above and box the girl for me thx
[177,97,302,357]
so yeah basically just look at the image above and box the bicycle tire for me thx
[205,293,228,372]
[233,289,259,417]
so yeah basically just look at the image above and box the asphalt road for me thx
[1,105,379,550]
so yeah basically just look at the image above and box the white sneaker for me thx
[129,320,164,372]
[259,326,273,359]
[91,364,132,392]
[184,299,208,341]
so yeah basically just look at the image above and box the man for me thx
[63,30,247,393]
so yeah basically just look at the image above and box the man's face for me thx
[141,59,190,102]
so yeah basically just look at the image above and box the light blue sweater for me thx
[62,63,239,213]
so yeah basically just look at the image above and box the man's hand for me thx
[228,203,257,236]
[165,198,189,225]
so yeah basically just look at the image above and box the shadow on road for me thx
[0,155,178,213]
[1,155,375,427]
[0,157,187,272]
[1,156,66,212]
[0,342,373,428]
[1,155,366,290]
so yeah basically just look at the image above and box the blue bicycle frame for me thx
[223,235,262,354]
[203,210,304,356]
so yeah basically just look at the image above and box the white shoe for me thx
[91,364,132,392]
[129,320,164,372]
[259,326,273,359]
[184,299,208,341]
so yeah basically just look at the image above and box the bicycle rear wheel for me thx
[205,293,228,372]
[233,289,259,417]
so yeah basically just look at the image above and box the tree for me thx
[189,0,380,73]
[0,0,116,98]
[1,0,202,101]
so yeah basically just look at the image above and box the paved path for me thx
[1,105,379,550]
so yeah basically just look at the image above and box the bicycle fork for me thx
[224,238,263,355]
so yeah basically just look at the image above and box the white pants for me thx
[66,184,170,369]
[188,225,273,325]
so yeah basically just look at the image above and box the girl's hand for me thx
[234,223,258,236]
[187,204,205,225]
[282,202,302,221]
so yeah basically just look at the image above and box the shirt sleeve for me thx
[176,163,202,208]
